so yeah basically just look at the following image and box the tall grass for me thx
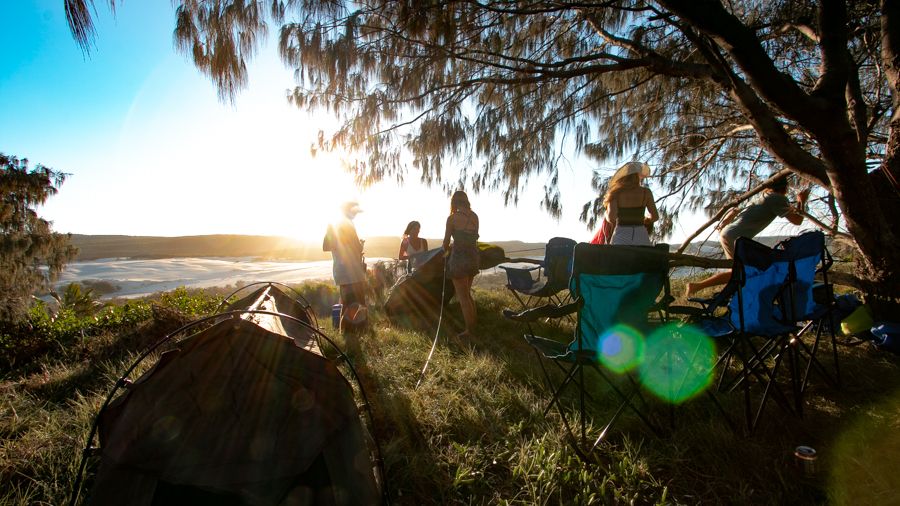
[1,282,898,504]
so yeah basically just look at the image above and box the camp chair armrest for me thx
[687,296,715,306]
[523,334,571,359]
[498,264,542,272]
[649,294,676,313]
[665,305,707,318]
[503,301,579,322]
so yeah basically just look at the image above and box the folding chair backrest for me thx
[543,237,577,291]
[729,237,792,335]
[569,244,668,353]
[778,231,826,321]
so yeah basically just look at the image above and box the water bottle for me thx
[331,304,342,328]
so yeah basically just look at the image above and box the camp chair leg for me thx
[789,338,803,418]
[829,318,841,387]
[750,336,795,431]
[731,336,783,389]
[730,337,794,432]
[748,338,799,417]
[798,321,838,394]
[715,342,737,393]
[750,343,783,432]
[726,337,796,416]
[588,363,661,437]
[508,288,530,312]
[590,386,641,453]
[540,360,580,417]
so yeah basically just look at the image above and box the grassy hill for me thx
[2,281,898,504]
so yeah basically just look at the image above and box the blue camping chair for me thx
[777,231,840,392]
[505,243,680,459]
[498,237,576,311]
[680,236,806,432]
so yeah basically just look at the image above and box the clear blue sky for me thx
[1,1,712,244]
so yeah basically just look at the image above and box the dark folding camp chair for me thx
[680,236,805,432]
[504,243,672,459]
[777,231,840,392]
[499,237,576,311]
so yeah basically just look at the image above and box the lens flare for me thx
[638,324,716,403]
[829,389,900,503]
[594,325,644,373]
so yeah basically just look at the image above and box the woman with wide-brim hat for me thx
[604,161,659,246]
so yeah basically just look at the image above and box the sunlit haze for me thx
[1,1,721,245]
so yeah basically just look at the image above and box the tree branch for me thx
[676,168,792,253]
[659,0,827,125]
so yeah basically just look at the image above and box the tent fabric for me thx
[384,243,506,323]
[384,248,454,324]
[88,285,380,506]
[224,285,319,352]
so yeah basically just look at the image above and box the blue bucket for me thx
[331,304,342,328]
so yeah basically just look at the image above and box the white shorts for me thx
[610,225,651,246]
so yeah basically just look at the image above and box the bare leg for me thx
[685,271,732,298]
[464,275,477,329]
[452,276,477,335]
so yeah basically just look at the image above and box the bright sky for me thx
[1,1,713,245]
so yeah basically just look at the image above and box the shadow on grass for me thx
[458,287,900,504]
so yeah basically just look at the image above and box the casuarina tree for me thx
[0,154,77,322]
[68,1,900,294]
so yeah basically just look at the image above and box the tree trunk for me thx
[845,0,900,302]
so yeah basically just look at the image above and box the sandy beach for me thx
[55,257,394,299]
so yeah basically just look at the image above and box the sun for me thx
[280,152,361,243]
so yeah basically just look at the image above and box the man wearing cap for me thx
[323,201,368,330]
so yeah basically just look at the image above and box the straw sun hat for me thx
[610,161,651,183]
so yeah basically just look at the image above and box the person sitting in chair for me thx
[399,220,428,273]
[685,175,810,298]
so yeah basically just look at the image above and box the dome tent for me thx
[72,283,383,506]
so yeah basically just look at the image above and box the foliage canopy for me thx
[0,154,77,322]
[68,1,900,288]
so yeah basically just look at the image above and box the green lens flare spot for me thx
[595,325,644,373]
[638,324,716,403]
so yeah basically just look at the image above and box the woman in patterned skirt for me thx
[442,191,480,338]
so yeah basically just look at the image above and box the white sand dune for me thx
[56,257,393,299]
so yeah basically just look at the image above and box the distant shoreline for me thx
[68,234,548,262]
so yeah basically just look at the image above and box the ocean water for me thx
[55,255,714,300]
[55,257,394,299]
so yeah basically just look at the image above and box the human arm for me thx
[644,188,659,224]
[784,188,810,225]
[322,226,334,252]
[442,216,453,251]
[718,207,741,230]
[422,238,429,251]
[606,197,618,226]
[398,237,409,260]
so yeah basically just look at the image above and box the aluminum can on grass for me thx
[794,446,818,476]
